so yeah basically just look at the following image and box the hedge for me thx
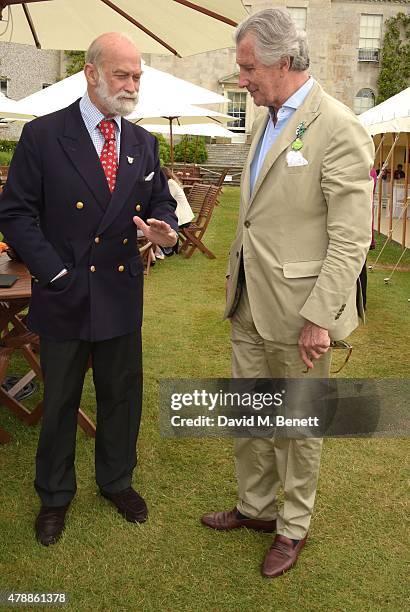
[0,140,18,154]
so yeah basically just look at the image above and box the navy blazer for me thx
[0,100,178,341]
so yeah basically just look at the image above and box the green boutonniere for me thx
[291,121,307,151]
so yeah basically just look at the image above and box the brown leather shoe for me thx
[101,487,148,523]
[35,504,70,546]
[261,534,308,578]
[201,508,276,532]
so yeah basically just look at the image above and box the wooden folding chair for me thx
[213,168,229,205]
[138,236,156,275]
[186,183,214,216]
[0,165,9,186]
[179,184,219,259]
[0,312,96,441]
[214,168,229,188]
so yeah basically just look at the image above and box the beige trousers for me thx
[231,284,331,539]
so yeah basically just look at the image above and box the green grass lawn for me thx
[0,187,408,611]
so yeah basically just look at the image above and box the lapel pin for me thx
[291,121,307,151]
[127,156,134,164]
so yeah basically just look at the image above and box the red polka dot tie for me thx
[98,119,118,192]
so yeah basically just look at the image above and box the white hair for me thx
[235,8,310,71]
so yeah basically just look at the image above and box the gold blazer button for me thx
[122,238,128,245]
[76,201,84,210]
[135,204,141,212]
[94,236,100,244]
[118,265,125,272]
[90,265,96,272]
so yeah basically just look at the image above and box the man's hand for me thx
[298,320,330,370]
[133,216,178,247]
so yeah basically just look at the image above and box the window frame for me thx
[0,77,8,96]
[353,88,376,115]
[226,90,247,133]
[287,6,307,31]
[359,14,383,51]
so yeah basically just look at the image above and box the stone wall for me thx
[0,42,62,140]
[327,1,407,107]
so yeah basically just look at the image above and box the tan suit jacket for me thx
[224,81,374,344]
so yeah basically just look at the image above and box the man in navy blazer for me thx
[0,32,178,545]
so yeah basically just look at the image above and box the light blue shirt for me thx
[79,91,122,162]
[250,78,315,194]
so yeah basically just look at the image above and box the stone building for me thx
[1,0,409,142]
[144,0,410,141]
[0,41,61,139]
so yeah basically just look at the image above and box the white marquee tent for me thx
[359,87,410,136]
[359,88,410,250]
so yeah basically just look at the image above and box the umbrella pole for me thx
[183,136,188,171]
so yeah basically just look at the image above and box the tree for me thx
[377,12,410,103]
[153,133,171,166]
[65,51,86,77]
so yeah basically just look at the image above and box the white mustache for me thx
[116,92,138,100]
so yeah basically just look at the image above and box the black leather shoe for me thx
[35,504,69,546]
[101,487,148,523]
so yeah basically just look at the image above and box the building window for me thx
[354,88,375,114]
[287,7,307,31]
[227,91,247,133]
[0,78,8,96]
[358,14,382,61]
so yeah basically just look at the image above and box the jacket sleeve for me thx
[0,122,65,286]
[226,112,266,279]
[299,114,374,329]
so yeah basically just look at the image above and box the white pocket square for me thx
[286,150,308,167]
[144,171,155,181]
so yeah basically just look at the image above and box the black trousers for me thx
[35,331,142,507]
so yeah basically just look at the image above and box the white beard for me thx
[95,72,138,117]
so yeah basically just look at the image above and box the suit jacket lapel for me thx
[96,118,143,235]
[249,82,323,206]
[58,100,111,211]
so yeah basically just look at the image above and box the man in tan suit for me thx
[201,8,374,578]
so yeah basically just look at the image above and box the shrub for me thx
[174,136,207,164]
[65,51,85,77]
[153,133,171,166]
[0,140,18,154]
[0,150,13,165]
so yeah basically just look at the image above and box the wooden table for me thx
[0,254,95,443]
